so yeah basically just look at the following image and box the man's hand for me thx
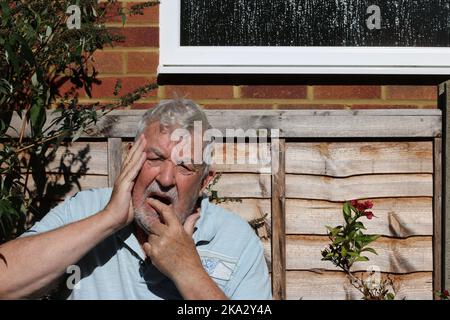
[142,198,202,281]
[142,198,227,299]
[103,134,147,231]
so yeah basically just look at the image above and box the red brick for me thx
[57,81,86,98]
[100,1,123,23]
[164,85,234,100]
[130,103,156,109]
[386,86,437,100]
[127,52,158,74]
[202,104,274,109]
[90,51,124,74]
[314,86,381,99]
[241,85,307,99]
[110,27,159,47]
[91,77,157,98]
[126,3,159,23]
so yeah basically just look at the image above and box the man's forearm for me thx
[174,269,228,300]
[0,209,118,299]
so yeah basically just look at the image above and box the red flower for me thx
[350,199,374,212]
[365,211,374,220]
[364,200,374,210]
[444,290,449,297]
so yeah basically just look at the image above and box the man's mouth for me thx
[148,193,173,206]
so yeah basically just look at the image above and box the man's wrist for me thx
[97,208,126,235]
[173,266,228,300]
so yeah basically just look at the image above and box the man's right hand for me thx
[103,134,147,231]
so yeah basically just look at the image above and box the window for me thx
[159,0,450,75]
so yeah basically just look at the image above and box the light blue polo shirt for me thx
[22,188,272,300]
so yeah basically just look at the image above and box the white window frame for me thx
[159,0,450,75]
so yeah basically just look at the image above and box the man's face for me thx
[132,121,211,233]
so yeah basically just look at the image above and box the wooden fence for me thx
[8,105,449,299]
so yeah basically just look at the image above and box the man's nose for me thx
[155,160,176,187]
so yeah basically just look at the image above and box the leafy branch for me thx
[321,200,396,300]
[0,0,158,242]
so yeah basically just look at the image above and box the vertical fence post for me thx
[107,138,123,187]
[438,81,450,294]
[271,132,286,300]
[434,137,443,298]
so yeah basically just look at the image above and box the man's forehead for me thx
[142,123,184,154]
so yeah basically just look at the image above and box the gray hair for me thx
[135,99,214,177]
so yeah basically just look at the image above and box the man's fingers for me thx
[122,152,146,186]
[147,234,159,243]
[148,198,177,226]
[123,134,144,168]
[183,213,200,236]
[146,219,167,236]
[142,242,152,256]
[120,136,146,181]
[142,236,158,257]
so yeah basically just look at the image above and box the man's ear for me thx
[199,169,216,195]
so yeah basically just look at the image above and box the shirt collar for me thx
[192,194,216,244]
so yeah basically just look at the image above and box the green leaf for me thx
[17,35,35,67]
[113,79,122,96]
[72,126,84,142]
[343,202,351,224]
[353,221,367,230]
[385,293,395,300]
[45,25,52,38]
[326,225,342,237]
[29,101,46,136]
[31,72,39,87]
[347,251,359,257]
[361,234,381,245]
[0,219,6,240]
[355,256,370,262]
[0,1,10,17]
[362,247,378,255]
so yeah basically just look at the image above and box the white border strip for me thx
[160,1,450,75]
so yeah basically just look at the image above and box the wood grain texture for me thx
[286,235,432,273]
[7,109,442,138]
[433,137,443,297]
[285,198,432,237]
[29,141,272,174]
[271,138,286,300]
[286,142,433,176]
[108,138,123,187]
[26,174,109,200]
[217,198,432,237]
[286,271,432,300]
[286,174,433,201]
[211,173,271,198]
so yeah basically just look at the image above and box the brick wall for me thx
[83,1,438,110]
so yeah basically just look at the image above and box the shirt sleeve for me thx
[20,189,108,238]
[226,233,272,300]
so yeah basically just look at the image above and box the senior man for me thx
[0,99,272,300]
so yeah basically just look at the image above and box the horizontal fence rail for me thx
[7,109,443,139]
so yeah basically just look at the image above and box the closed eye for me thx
[147,158,163,166]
